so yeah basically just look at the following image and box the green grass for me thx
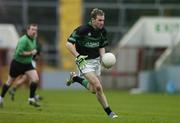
[0,89,180,123]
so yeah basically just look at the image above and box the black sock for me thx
[1,84,10,97]
[29,82,37,98]
[104,107,112,115]
[73,76,84,85]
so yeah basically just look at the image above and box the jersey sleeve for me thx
[15,38,27,55]
[67,26,87,44]
[67,27,80,44]
[99,28,108,48]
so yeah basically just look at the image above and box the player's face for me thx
[93,15,105,29]
[27,26,38,38]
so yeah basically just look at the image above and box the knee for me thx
[31,78,39,83]
[34,79,39,83]
[95,84,102,92]
[96,86,101,92]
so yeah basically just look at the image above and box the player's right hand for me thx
[31,49,37,55]
[75,55,88,69]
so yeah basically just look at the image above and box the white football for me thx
[102,53,116,68]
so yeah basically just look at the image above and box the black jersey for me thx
[68,22,108,59]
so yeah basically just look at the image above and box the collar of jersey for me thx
[26,34,34,41]
[88,21,99,31]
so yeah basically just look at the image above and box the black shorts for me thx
[9,59,35,78]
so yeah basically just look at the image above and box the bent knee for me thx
[31,78,39,83]
[33,79,39,83]
[95,84,102,92]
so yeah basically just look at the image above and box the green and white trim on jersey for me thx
[67,21,108,59]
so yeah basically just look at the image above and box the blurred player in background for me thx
[0,23,40,107]
[8,40,42,101]
[66,8,118,119]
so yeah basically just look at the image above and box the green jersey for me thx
[13,34,37,64]
[68,22,108,59]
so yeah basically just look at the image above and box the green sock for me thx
[82,79,88,89]
[73,76,88,89]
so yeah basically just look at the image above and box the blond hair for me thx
[90,8,105,19]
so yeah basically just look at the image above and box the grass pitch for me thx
[0,89,179,123]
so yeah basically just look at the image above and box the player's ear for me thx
[91,17,96,21]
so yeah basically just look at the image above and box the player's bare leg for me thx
[84,72,117,118]
[66,71,118,118]
[9,75,27,101]
[25,70,40,107]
